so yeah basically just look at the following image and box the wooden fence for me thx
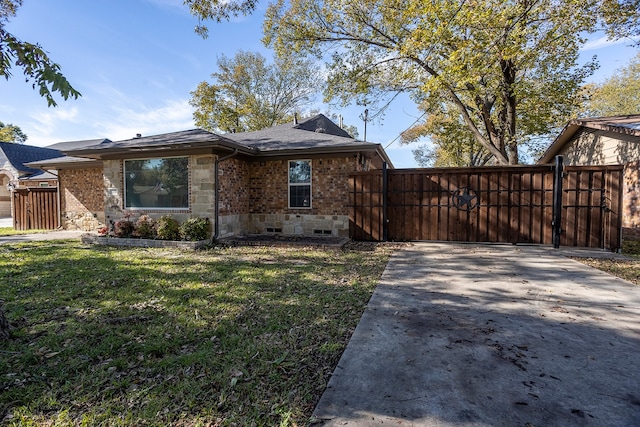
[350,164,623,251]
[13,187,59,230]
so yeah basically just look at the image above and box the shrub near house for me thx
[102,213,210,242]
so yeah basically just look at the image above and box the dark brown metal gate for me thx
[350,163,623,250]
[12,187,59,230]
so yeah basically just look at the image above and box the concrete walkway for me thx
[313,243,640,426]
[1,215,86,243]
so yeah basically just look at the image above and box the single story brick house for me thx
[538,114,640,239]
[29,114,392,238]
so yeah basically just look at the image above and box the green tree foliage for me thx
[189,51,320,133]
[185,0,259,36]
[404,110,491,167]
[580,52,640,117]
[263,0,602,165]
[601,0,640,45]
[0,0,81,107]
[0,120,27,143]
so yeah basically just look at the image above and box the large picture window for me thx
[124,157,189,209]
[288,160,311,208]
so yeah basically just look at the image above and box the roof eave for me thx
[538,122,581,164]
[65,140,257,160]
[253,143,394,167]
[26,158,103,170]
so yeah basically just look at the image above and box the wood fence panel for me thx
[350,172,384,241]
[12,187,59,231]
[13,187,59,230]
[350,164,623,250]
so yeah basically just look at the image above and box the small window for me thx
[124,157,189,209]
[288,160,311,208]
[38,182,50,188]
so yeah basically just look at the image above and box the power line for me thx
[384,111,428,149]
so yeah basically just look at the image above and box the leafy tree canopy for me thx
[580,51,640,117]
[262,0,605,165]
[189,51,320,133]
[185,0,259,37]
[187,1,639,165]
[0,120,27,143]
[405,109,491,168]
[601,0,640,45]
[0,0,81,107]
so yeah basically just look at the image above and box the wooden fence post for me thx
[382,162,388,242]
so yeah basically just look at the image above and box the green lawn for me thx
[0,228,49,237]
[0,241,394,426]
[573,240,640,286]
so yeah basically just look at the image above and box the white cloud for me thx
[19,98,194,147]
[143,0,185,10]
[25,107,81,145]
[97,99,195,141]
[582,35,640,51]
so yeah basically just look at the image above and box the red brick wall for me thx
[60,168,104,215]
[218,158,249,215]
[242,156,359,216]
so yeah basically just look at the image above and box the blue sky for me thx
[1,0,638,168]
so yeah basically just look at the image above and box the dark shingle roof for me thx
[224,114,360,151]
[60,114,392,166]
[92,129,225,149]
[0,142,64,177]
[65,129,249,158]
[46,138,111,152]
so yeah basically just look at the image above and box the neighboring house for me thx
[28,115,392,238]
[0,142,63,219]
[538,114,640,239]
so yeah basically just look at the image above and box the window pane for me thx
[289,160,311,184]
[125,157,189,208]
[290,185,311,208]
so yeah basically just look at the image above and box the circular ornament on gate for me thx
[452,187,479,211]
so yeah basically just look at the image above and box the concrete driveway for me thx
[313,243,640,426]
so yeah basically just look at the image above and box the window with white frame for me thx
[288,160,311,208]
[124,157,189,209]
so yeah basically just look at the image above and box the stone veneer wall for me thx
[623,161,640,240]
[189,155,216,228]
[60,168,105,231]
[103,155,216,237]
[103,159,124,224]
[0,173,12,217]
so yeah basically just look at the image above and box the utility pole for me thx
[360,108,369,142]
